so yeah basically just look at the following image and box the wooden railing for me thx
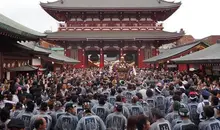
[58,24,163,31]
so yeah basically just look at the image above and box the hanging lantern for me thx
[3,63,6,68]
[90,54,99,62]
[12,62,15,67]
[7,63,10,68]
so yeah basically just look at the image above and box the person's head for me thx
[136,93,143,100]
[7,118,25,130]
[98,97,106,105]
[26,101,35,113]
[116,95,122,102]
[178,107,189,119]
[110,88,116,96]
[131,96,139,104]
[40,102,48,112]
[82,99,91,110]
[172,95,181,102]
[202,90,210,100]
[65,103,76,114]
[71,95,78,103]
[115,103,123,112]
[54,101,62,111]
[0,108,10,122]
[211,96,219,106]
[127,116,138,130]
[189,91,198,102]
[117,88,123,94]
[4,103,13,111]
[151,108,164,121]
[34,118,47,130]
[136,115,150,130]
[203,106,215,119]
[15,102,23,110]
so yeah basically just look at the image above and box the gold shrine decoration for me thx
[3,60,29,69]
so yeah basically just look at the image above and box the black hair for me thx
[0,108,10,122]
[117,88,122,94]
[110,89,116,96]
[203,106,214,118]
[146,89,153,97]
[136,115,148,130]
[116,95,122,102]
[211,96,219,106]
[71,95,78,103]
[15,102,23,110]
[40,102,48,112]
[34,118,44,129]
[173,95,181,102]
[98,97,106,105]
[26,101,35,112]
[136,93,143,100]
[66,96,72,102]
[78,97,84,106]
[4,103,13,111]
[178,82,183,86]
[211,90,218,96]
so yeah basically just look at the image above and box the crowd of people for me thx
[0,67,220,130]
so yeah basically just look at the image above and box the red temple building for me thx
[40,0,184,68]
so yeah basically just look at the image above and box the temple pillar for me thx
[99,48,104,68]
[82,49,85,68]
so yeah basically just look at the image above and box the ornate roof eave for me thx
[44,36,182,42]
[0,14,46,41]
[144,40,209,63]
[40,4,181,12]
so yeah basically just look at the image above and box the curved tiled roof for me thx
[0,13,46,40]
[45,31,183,41]
[144,41,209,63]
[172,41,220,64]
[40,0,181,10]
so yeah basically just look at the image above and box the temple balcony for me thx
[58,22,163,31]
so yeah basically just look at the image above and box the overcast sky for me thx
[0,0,219,39]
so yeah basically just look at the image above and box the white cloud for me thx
[0,0,219,39]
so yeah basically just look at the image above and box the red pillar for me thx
[65,49,71,57]
[138,48,141,68]
[100,48,104,68]
[82,49,85,68]
[138,48,145,68]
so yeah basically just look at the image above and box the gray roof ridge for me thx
[170,40,201,49]
[160,0,181,4]
[0,13,46,38]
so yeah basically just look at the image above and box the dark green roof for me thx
[20,42,79,64]
[0,13,46,40]
[45,31,183,41]
[144,41,209,63]
[40,0,181,10]
[172,41,220,64]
